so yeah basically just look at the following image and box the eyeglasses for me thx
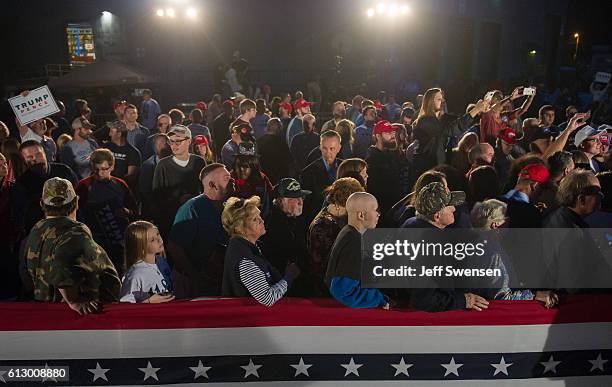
[169,138,188,145]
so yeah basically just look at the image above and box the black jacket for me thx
[222,236,282,297]
[290,131,320,172]
[412,113,476,178]
[257,133,295,184]
[366,146,408,216]
[300,157,342,224]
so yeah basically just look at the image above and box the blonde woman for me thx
[56,133,73,153]
[221,196,300,306]
[120,221,175,303]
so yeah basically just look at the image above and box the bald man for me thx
[324,192,389,308]
[167,163,235,297]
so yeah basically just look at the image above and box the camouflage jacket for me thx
[24,217,121,302]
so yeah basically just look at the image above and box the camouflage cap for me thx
[42,177,77,207]
[168,124,192,140]
[415,182,465,217]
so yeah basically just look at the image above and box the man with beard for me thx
[366,120,407,216]
[16,141,78,233]
[352,106,377,159]
[321,101,346,132]
[261,178,312,295]
[60,117,98,180]
[75,149,137,275]
[168,163,234,297]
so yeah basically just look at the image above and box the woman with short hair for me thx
[221,196,300,306]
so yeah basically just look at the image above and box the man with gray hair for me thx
[471,199,558,307]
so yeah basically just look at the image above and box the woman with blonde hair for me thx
[308,177,365,296]
[412,87,488,178]
[193,134,214,164]
[120,221,175,303]
[221,196,300,306]
[334,119,355,159]
[56,133,73,153]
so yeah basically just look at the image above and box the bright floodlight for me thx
[367,8,375,17]
[388,3,399,17]
[573,33,579,38]
[401,4,410,14]
[529,50,537,55]
[186,7,197,18]
[376,3,386,14]
[156,9,164,17]
[166,8,176,17]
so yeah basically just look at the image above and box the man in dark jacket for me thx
[366,120,407,216]
[543,169,610,289]
[500,163,549,228]
[300,131,343,224]
[257,118,295,184]
[403,182,489,312]
[211,100,235,160]
[261,178,312,295]
[290,114,320,171]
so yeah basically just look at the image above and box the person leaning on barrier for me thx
[470,199,558,308]
[404,182,490,312]
[23,177,121,314]
[221,196,300,307]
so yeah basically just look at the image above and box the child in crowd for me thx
[120,221,175,303]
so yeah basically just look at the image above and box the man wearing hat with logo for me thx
[366,120,407,216]
[59,116,99,180]
[23,177,121,314]
[152,125,206,238]
[401,182,489,312]
[500,163,550,228]
[261,178,312,295]
[575,125,605,173]
[286,98,313,147]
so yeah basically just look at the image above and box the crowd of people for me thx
[1,83,611,314]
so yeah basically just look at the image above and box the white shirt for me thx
[120,260,171,303]
[20,127,43,143]
[172,156,190,167]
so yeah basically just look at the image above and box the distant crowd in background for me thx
[1,73,611,314]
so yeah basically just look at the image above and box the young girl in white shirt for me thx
[120,221,175,303]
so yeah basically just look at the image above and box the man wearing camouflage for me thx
[24,177,121,314]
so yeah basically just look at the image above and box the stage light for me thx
[186,7,197,19]
[367,8,375,18]
[166,8,176,17]
[388,3,399,17]
[376,3,386,14]
[573,33,580,39]
[156,9,165,17]
[529,50,537,55]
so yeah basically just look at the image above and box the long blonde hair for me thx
[416,87,442,124]
[124,221,162,272]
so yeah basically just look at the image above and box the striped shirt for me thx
[238,259,288,307]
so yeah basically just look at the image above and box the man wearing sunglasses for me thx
[543,169,610,289]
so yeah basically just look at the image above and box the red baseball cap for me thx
[196,101,207,111]
[279,101,293,113]
[497,127,517,145]
[373,120,396,135]
[374,101,384,111]
[294,99,313,110]
[519,164,549,183]
[193,134,209,146]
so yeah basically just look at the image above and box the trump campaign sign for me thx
[9,85,60,125]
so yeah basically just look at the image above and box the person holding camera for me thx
[480,86,535,146]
